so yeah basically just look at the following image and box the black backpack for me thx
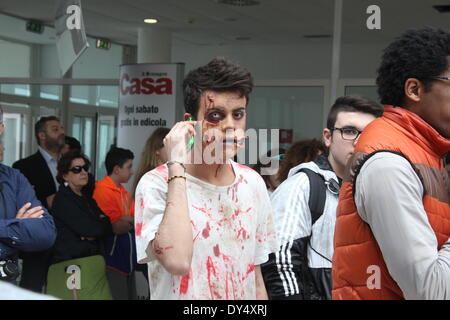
[294,168,337,300]
[295,168,326,226]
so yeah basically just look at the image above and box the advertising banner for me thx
[118,63,184,191]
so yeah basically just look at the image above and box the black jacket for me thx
[13,151,56,209]
[51,185,113,264]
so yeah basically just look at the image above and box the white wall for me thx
[40,44,61,78]
[172,41,387,80]
[72,38,123,79]
[0,39,31,77]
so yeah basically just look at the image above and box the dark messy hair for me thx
[252,148,286,189]
[64,136,82,152]
[35,116,61,145]
[326,95,383,129]
[376,27,450,107]
[56,150,90,184]
[277,139,327,183]
[105,147,134,175]
[183,57,254,117]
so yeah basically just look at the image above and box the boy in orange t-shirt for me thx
[93,147,136,300]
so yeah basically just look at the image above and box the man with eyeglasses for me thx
[333,28,450,300]
[0,107,56,286]
[262,95,383,299]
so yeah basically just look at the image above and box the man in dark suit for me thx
[13,116,65,293]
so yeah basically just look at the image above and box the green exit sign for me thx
[96,39,111,50]
[26,21,44,34]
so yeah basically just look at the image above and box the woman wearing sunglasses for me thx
[46,150,113,299]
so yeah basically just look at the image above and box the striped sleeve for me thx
[261,173,312,298]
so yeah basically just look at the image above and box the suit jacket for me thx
[13,151,56,209]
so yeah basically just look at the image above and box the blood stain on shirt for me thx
[135,222,143,237]
[155,165,166,173]
[192,205,208,214]
[213,244,220,257]
[202,222,211,238]
[242,264,255,281]
[206,256,218,299]
[193,231,201,242]
[236,221,248,240]
[180,272,190,295]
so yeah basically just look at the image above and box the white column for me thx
[330,0,343,105]
[137,27,172,63]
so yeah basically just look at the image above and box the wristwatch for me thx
[167,161,186,171]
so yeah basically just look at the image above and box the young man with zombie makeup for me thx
[134,58,278,300]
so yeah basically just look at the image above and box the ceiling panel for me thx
[0,0,449,46]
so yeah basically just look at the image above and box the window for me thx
[70,85,119,107]
[0,39,31,97]
[72,116,94,164]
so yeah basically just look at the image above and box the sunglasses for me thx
[69,164,89,174]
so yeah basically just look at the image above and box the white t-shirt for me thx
[135,160,279,300]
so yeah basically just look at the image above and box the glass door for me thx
[0,102,30,166]
[72,115,96,170]
[244,85,325,166]
[2,113,23,166]
[95,114,116,179]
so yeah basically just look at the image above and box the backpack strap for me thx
[296,168,327,225]
[295,168,333,265]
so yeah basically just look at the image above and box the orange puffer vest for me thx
[332,106,450,300]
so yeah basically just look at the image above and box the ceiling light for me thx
[144,18,158,24]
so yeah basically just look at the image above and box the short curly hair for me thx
[183,57,253,118]
[56,150,90,184]
[376,27,450,107]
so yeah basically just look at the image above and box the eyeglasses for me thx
[331,127,362,141]
[69,164,89,174]
[427,76,450,82]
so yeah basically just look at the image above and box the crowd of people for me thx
[0,27,449,300]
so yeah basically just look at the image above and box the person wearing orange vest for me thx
[333,28,450,300]
[93,147,137,300]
